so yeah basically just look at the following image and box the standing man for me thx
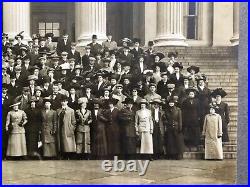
[87,35,103,56]
[68,42,81,65]
[56,34,71,56]
[56,95,76,160]
[102,33,117,51]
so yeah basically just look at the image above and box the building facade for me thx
[3,2,239,47]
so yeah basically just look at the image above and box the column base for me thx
[77,33,107,47]
[230,34,239,46]
[154,34,188,47]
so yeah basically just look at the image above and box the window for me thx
[38,22,60,37]
[185,3,198,40]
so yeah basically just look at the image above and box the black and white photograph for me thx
[2,2,243,184]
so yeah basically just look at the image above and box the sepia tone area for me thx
[3,160,236,184]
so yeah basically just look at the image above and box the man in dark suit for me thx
[157,72,170,99]
[29,44,40,66]
[87,34,103,56]
[130,38,144,60]
[21,56,33,79]
[2,33,9,54]
[170,62,184,89]
[81,46,92,67]
[49,83,65,110]
[82,56,100,77]
[92,72,109,98]
[132,54,148,75]
[56,34,71,56]
[68,42,81,65]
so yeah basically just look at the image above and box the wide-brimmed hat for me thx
[15,33,24,40]
[121,38,132,44]
[74,64,83,70]
[29,96,38,103]
[172,62,183,69]
[35,86,43,92]
[61,51,68,56]
[195,74,207,82]
[187,66,200,74]
[152,52,165,60]
[168,51,178,58]
[161,71,170,77]
[122,97,134,104]
[27,75,38,81]
[211,88,227,98]
[150,98,162,105]
[9,100,21,108]
[139,99,148,104]
[186,87,198,94]
[167,84,175,89]
[78,97,88,104]
[107,98,119,105]
[45,33,54,38]
[20,46,28,52]
[43,97,52,103]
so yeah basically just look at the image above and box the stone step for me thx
[183,151,237,159]
[202,72,238,76]
[206,78,238,82]
[184,144,237,152]
[183,65,237,69]
[208,82,238,87]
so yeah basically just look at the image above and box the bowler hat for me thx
[148,41,154,47]
[45,33,54,38]
[92,34,97,39]
[186,87,198,94]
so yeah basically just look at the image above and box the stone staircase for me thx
[155,46,238,159]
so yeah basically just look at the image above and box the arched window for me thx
[184,2,199,40]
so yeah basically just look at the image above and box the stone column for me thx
[75,2,107,46]
[230,2,239,46]
[3,2,31,42]
[154,2,188,46]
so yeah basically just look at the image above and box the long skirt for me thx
[153,124,164,154]
[205,137,223,160]
[26,131,39,155]
[222,123,229,142]
[7,133,27,156]
[123,137,137,155]
[183,125,200,147]
[95,124,108,158]
[76,131,91,154]
[140,132,153,154]
[43,143,57,157]
[165,129,184,155]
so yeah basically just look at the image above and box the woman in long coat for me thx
[164,98,184,159]
[91,99,109,159]
[75,97,92,159]
[105,98,121,157]
[202,105,223,160]
[150,98,165,159]
[6,100,28,158]
[25,97,42,157]
[135,99,154,160]
[41,97,57,158]
[119,98,137,159]
[211,88,230,143]
[181,88,201,149]
[196,75,211,132]
[56,95,76,159]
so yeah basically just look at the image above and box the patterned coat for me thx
[202,113,223,159]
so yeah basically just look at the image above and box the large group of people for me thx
[2,32,230,161]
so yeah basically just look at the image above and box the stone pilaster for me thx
[230,2,239,46]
